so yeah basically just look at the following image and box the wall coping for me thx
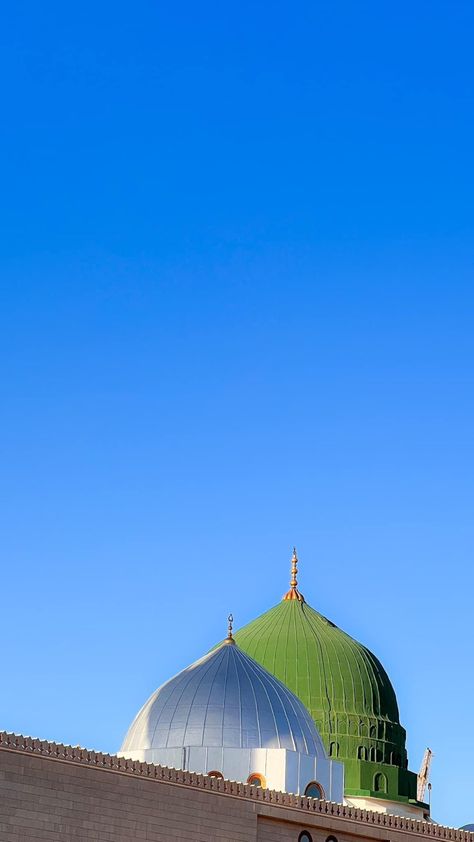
[0,731,470,839]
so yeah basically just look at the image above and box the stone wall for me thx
[0,733,471,842]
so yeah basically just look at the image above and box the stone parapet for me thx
[0,731,470,840]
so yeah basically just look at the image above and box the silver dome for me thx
[121,641,326,756]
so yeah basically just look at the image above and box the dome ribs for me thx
[233,585,414,802]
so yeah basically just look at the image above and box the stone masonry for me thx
[0,733,472,842]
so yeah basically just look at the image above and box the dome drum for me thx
[122,744,342,801]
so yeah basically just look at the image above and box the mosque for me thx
[119,549,428,820]
[1,548,473,840]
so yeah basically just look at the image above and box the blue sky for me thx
[1,1,473,828]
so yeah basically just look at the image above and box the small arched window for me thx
[370,746,381,761]
[304,781,325,799]
[247,773,266,788]
[329,741,339,757]
[370,725,376,738]
[357,746,367,760]
[373,772,387,793]
[207,770,223,779]
[298,833,313,842]
[326,836,338,842]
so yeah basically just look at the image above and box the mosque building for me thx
[119,549,427,821]
[2,547,473,840]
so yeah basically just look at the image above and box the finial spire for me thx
[290,546,298,588]
[225,613,235,644]
[283,547,305,602]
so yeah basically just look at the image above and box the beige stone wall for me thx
[0,748,256,841]
[0,734,472,842]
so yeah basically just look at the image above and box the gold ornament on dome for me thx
[283,547,305,602]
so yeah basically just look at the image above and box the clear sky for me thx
[1,0,473,828]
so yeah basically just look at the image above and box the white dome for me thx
[120,641,326,756]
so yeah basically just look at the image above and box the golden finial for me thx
[290,546,298,588]
[283,547,305,602]
[225,613,235,644]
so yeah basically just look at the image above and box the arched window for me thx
[373,772,387,793]
[298,833,313,842]
[369,746,381,762]
[326,836,338,842]
[357,746,367,760]
[370,725,376,738]
[207,770,223,779]
[304,781,325,799]
[390,752,401,767]
[329,741,339,757]
[247,773,266,788]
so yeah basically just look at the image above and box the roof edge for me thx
[0,731,469,837]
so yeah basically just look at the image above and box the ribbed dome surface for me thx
[234,599,400,723]
[233,596,411,788]
[121,641,326,756]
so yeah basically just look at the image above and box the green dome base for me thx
[343,758,421,803]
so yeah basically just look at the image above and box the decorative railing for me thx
[0,731,471,840]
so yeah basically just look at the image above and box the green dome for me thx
[234,599,401,737]
[233,552,421,807]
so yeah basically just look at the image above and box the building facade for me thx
[0,732,471,842]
